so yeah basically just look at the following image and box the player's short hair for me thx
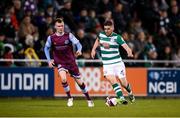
[104,19,114,26]
[55,18,64,23]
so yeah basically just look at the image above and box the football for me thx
[105,97,118,107]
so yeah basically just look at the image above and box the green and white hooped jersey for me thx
[98,32,125,65]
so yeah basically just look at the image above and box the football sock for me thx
[125,83,132,94]
[112,83,124,99]
[79,83,91,100]
[62,82,72,98]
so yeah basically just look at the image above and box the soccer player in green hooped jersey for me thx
[91,19,135,105]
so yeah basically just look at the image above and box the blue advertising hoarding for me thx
[0,67,54,97]
[148,69,180,96]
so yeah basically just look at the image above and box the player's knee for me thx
[108,79,117,85]
[61,78,67,83]
[122,82,128,88]
[75,79,83,85]
[119,78,127,86]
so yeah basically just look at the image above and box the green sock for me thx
[125,83,132,94]
[112,83,123,98]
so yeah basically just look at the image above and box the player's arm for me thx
[91,37,100,59]
[121,43,133,57]
[117,35,133,58]
[44,36,55,67]
[69,33,82,56]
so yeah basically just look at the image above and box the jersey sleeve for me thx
[96,32,102,41]
[69,33,82,51]
[69,33,79,44]
[44,36,52,62]
[45,36,52,47]
[117,35,126,45]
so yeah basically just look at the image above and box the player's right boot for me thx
[128,94,135,103]
[67,98,73,107]
[117,97,128,105]
[87,100,94,107]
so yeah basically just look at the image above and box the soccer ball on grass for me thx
[105,97,118,107]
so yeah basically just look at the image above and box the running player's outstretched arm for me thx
[121,43,133,58]
[69,33,82,56]
[44,36,55,67]
[117,35,133,58]
[91,37,100,59]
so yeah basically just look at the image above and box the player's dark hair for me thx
[104,19,113,26]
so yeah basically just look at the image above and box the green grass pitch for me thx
[0,98,180,117]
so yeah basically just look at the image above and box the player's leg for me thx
[58,65,73,107]
[70,65,94,107]
[115,63,135,103]
[74,78,94,107]
[105,75,128,105]
[116,63,135,102]
[118,78,135,103]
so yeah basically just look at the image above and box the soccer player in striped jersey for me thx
[91,19,135,105]
[44,18,94,107]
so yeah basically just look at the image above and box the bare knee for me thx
[59,71,67,83]
[61,78,67,83]
[106,75,117,85]
[118,78,128,87]
[75,78,83,85]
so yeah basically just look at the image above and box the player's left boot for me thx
[116,97,128,105]
[87,100,94,107]
[128,94,135,103]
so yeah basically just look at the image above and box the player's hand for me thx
[75,51,82,57]
[91,49,96,59]
[127,52,134,58]
[48,60,55,68]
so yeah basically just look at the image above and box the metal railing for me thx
[0,58,179,63]
[0,59,180,67]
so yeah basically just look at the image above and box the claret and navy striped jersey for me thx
[98,31,125,65]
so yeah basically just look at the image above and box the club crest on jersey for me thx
[110,37,116,42]
[64,40,69,44]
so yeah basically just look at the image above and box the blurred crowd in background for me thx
[0,0,180,67]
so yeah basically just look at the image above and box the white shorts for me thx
[103,62,126,79]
